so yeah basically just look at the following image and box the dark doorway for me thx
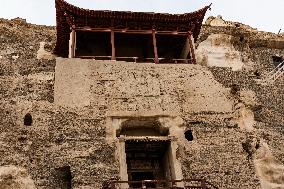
[126,140,171,188]
[52,166,72,189]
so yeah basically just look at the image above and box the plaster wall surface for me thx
[55,58,233,114]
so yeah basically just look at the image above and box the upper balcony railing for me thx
[75,56,194,64]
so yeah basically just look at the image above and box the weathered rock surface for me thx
[205,15,234,27]
[0,17,283,189]
[0,166,36,189]
[254,143,284,189]
[196,34,244,71]
[36,42,56,60]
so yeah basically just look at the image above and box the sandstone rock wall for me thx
[0,17,283,189]
[0,166,36,189]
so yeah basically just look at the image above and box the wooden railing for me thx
[75,56,194,64]
[105,179,218,189]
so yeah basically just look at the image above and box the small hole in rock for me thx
[185,130,193,141]
[24,113,32,126]
[230,84,240,95]
[254,70,261,77]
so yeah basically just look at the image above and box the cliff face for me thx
[198,16,284,189]
[0,17,283,189]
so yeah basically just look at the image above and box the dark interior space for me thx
[52,166,72,189]
[115,33,154,62]
[156,35,188,63]
[76,31,111,58]
[118,119,169,137]
[131,172,155,188]
[126,140,171,188]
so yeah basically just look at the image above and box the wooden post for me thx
[69,28,76,58]
[152,29,159,64]
[73,28,76,58]
[188,32,196,64]
[111,28,116,61]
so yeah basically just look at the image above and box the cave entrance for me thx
[116,118,183,188]
[125,139,172,188]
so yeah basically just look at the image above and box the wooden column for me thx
[69,28,76,58]
[111,28,116,61]
[188,32,196,64]
[73,29,76,58]
[118,136,129,189]
[152,29,159,64]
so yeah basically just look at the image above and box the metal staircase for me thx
[262,61,284,84]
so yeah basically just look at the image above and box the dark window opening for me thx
[115,33,154,62]
[184,130,193,141]
[24,113,32,126]
[53,166,72,189]
[157,34,189,63]
[76,31,111,58]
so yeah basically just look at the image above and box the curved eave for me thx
[54,0,210,57]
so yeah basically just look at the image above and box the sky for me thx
[1,0,283,34]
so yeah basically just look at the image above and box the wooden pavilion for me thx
[54,0,210,64]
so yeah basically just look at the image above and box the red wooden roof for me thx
[54,0,210,57]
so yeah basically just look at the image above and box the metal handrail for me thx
[268,61,284,75]
[263,61,284,84]
[269,62,284,80]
